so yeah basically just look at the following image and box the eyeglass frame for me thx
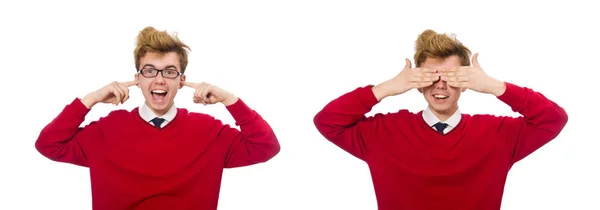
[137,67,183,79]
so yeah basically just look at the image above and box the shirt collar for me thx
[138,102,177,123]
[422,106,461,128]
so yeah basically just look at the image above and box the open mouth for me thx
[432,94,449,102]
[151,89,168,104]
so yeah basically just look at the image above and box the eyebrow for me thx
[141,64,178,70]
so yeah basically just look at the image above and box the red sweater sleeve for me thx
[497,82,569,163]
[218,99,280,168]
[313,85,389,161]
[34,98,103,167]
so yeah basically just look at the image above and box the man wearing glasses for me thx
[34,26,281,210]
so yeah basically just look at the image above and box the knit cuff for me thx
[496,82,526,111]
[225,98,255,124]
[356,85,380,111]
[68,98,92,119]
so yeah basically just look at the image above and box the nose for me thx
[153,73,166,85]
[433,79,447,89]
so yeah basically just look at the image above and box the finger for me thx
[205,96,214,104]
[193,82,204,97]
[110,84,123,105]
[411,74,439,83]
[114,83,127,104]
[116,83,128,102]
[194,83,209,104]
[195,83,208,99]
[422,72,442,79]
[443,71,455,77]
[417,67,438,73]
[442,68,467,77]
[471,53,480,68]
[207,94,218,104]
[447,81,468,88]
[414,82,434,88]
[182,81,200,89]
[193,92,204,104]
[412,70,436,78]
[118,84,130,103]
[443,75,469,82]
[120,80,138,87]
[200,85,212,102]
[409,75,426,82]
[193,95,206,104]
[456,75,470,82]
[193,97,205,105]
[441,66,461,72]
[422,72,434,77]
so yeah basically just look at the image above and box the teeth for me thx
[152,90,167,94]
[433,94,448,99]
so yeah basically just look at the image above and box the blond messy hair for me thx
[413,29,471,67]
[134,26,191,73]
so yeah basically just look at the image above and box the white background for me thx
[0,0,598,209]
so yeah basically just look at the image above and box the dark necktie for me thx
[151,117,166,128]
[433,122,448,133]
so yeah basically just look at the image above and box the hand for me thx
[372,58,440,100]
[182,81,238,106]
[440,53,506,95]
[81,80,138,108]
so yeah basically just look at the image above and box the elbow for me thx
[34,136,57,161]
[34,129,66,162]
[313,111,327,134]
[543,106,570,140]
[263,134,281,162]
[555,106,569,131]
[247,132,281,164]
[561,108,569,125]
[313,111,340,141]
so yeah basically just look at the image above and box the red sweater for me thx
[35,98,280,210]
[313,82,568,210]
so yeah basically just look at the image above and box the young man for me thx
[313,29,568,210]
[35,26,281,210]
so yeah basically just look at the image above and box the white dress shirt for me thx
[422,106,462,134]
[138,102,178,128]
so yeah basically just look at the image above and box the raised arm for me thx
[181,81,280,168]
[35,80,137,167]
[497,82,568,163]
[440,53,568,163]
[314,59,440,160]
[313,85,388,161]
[217,99,280,168]
[35,98,101,167]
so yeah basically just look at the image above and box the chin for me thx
[427,99,455,113]
[149,101,171,111]
[144,91,173,114]
[431,105,452,114]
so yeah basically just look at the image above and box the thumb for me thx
[471,53,480,68]
[404,58,412,69]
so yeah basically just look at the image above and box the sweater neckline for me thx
[417,110,466,137]
[132,107,185,131]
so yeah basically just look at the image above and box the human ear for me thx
[179,74,186,89]
[134,74,140,87]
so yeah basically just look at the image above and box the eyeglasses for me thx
[137,67,182,79]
